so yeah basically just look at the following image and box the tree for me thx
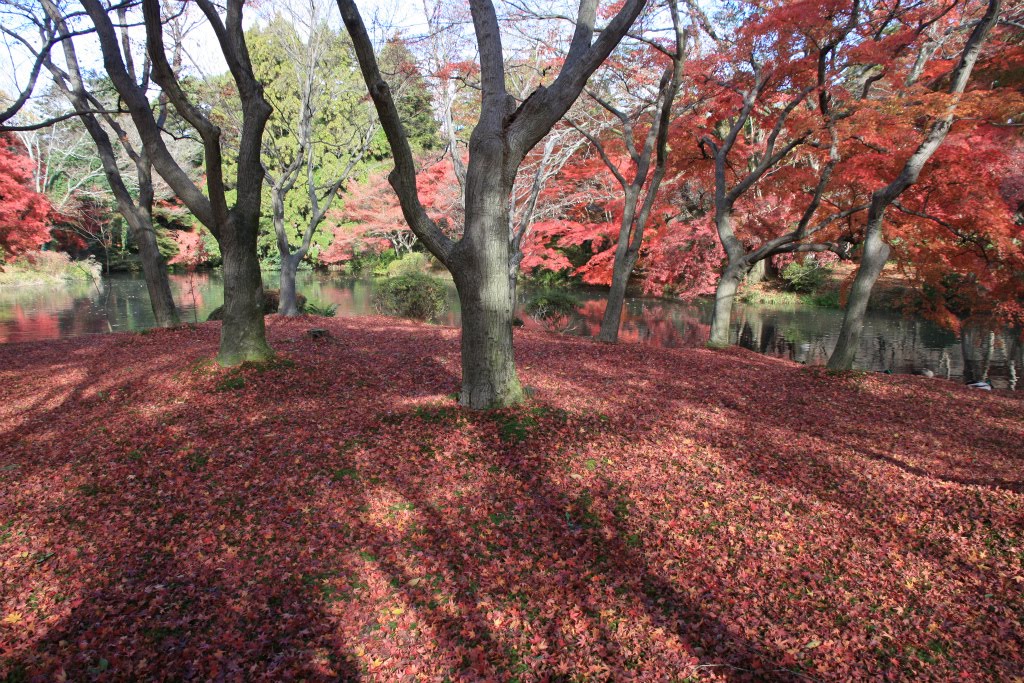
[81,0,274,364]
[14,0,181,325]
[378,37,443,154]
[250,4,378,315]
[695,0,868,348]
[827,0,1004,370]
[0,133,50,260]
[568,0,688,343]
[322,156,463,264]
[336,0,648,409]
[0,2,59,125]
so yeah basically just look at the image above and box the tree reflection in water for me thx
[0,271,1018,388]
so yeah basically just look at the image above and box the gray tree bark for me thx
[82,0,274,364]
[709,263,747,347]
[278,252,303,317]
[336,0,647,408]
[826,211,889,370]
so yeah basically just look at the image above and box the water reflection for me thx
[0,271,1018,389]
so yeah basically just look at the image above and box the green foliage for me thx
[155,228,180,263]
[525,268,578,289]
[781,258,833,293]
[303,300,338,317]
[346,248,397,277]
[383,252,429,278]
[247,17,374,267]
[372,273,449,322]
[524,288,580,321]
[378,39,442,155]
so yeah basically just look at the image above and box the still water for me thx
[0,270,1019,389]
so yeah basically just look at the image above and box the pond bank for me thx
[0,269,1019,388]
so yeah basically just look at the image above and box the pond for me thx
[0,270,1019,389]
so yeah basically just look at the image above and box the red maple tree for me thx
[0,133,50,261]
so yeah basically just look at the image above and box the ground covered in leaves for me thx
[1,316,1022,682]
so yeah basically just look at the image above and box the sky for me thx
[0,0,431,118]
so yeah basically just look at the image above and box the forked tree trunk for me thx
[336,0,647,409]
[827,216,889,370]
[81,0,275,366]
[218,216,271,365]
[278,251,304,316]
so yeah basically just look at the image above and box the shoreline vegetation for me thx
[0,252,102,288]
[0,250,920,314]
[1,316,1020,680]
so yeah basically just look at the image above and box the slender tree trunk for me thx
[827,215,890,370]
[960,320,982,384]
[598,194,640,343]
[278,251,304,316]
[598,249,639,343]
[709,264,745,347]
[129,209,178,326]
[218,214,272,365]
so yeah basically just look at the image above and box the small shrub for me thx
[524,288,580,321]
[372,273,449,322]
[802,288,841,308]
[781,258,832,293]
[304,300,338,317]
[526,269,577,289]
[347,248,396,276]
[384,252,429,278]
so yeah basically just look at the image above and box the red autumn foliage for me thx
[1,317,1021,680]
[0,134,50,261]
[167,228,212,267]
[322,159,462,264]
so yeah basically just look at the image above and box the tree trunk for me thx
[708,265,745,347]
[598,249,639,343]
[827,216,890,370]
[454,182,524,409]
[598,192,641,344]
[455,262,523,409]
[132,212,179,327]
[960,321,982,384]
[278,251,303,316]
[746,258,767,285]
[218,216,272,365]
[129,160,178,327]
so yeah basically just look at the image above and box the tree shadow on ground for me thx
[1,316,1021,680]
